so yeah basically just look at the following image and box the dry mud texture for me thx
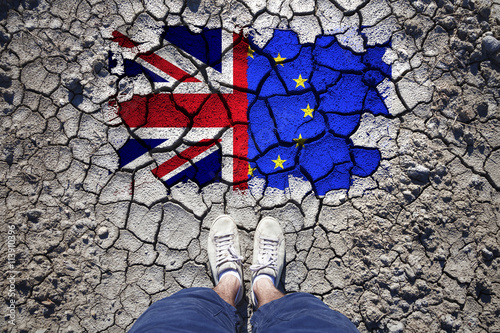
[1,0,500,332]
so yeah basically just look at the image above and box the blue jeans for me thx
[129,288,360,332]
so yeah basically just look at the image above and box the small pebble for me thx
[97,226,109,239]
[482,248,493,260]
[483,36,500,54]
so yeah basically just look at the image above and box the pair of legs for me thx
[207,215,287,310]
[129,216,360,332]
[213,270,283,308]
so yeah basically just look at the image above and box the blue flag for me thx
[247,30,391,195]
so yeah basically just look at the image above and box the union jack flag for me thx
[109,27,249,190]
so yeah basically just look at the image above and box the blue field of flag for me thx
[246,30,391,195]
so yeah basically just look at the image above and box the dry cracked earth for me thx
[1,0,500,332]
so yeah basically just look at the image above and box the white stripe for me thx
[122,151,154,170]
[158,144,220,181]
[220,128,233,183]
[183,128,225,144]
[132,128,185,148]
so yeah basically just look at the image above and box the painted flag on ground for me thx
[246,30,391,195]
[109,27,393,195]
[109,27,249,190]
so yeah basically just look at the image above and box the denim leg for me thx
[129,287,241,333]
[250,292,360,333]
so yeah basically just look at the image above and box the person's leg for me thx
[249,217,360,332]
[249,216,286,308]
[128,287,241,333]
[251,292,360,333]
[213,273,240,307]
[252,275,284,308]
[128,215,244,333]
[208,215,244,306]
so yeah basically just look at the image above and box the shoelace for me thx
[250,237,279,274]
[214,233,243,268]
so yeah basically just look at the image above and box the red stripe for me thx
[152,140,219,179]
[118,94,232,128]
[112,31,200,83]
[112,30,139,48]
[231,34,249,190]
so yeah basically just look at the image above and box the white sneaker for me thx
[250,216,285,307]
[207,215,244,304]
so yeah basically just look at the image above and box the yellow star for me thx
[293,74,308,88]
[274,53,286,66]
[247,46,255,59]
[272,155,286,169]
[293,134,307,147]
[301,104,315,118]
[248,164,256,177]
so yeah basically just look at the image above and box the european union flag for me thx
[247,30,391,196]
